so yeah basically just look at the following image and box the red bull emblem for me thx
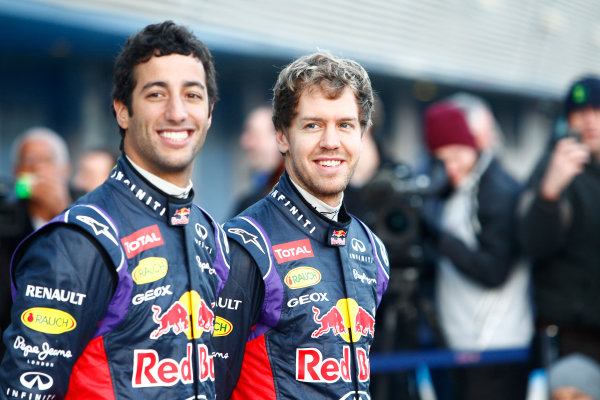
[311,306,347,338]
[171,207,191,225]
[311,299,375,343]
[133,343,214,387]
[329,229,347,246]
[296,346,370,383]
[150,291,214,339]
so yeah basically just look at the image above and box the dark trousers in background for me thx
[453,362,530,400]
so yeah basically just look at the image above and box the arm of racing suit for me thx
[214,240,264,400]
[0,225,116,398]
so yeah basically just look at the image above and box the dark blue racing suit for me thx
[0,156,229,400]
[213,173,389,400]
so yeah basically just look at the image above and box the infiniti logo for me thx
[20,371,53,390]
[351,238,366,253]
[195,223,208,240]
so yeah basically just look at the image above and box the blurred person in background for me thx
[548,353,600,400]
[0,126,72,359]
[231,105,284,215]
[517,75,600,365]
[420,102,532,400]
[445,92,501,155]
[71,147,118,195]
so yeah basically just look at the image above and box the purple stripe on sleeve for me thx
[196,204,230,295]
[242,216,284,341]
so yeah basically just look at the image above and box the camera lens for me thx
[385,209,409,234]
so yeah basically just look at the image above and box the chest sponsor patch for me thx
[21,307,77,334]
[284,266,321,289]
[121,225,164,259]
[132,257,168,284]
[213,316,233,337]
[272,239,314,263]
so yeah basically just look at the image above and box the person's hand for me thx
[540,137,590,201]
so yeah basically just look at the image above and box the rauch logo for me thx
[284,266,321,289]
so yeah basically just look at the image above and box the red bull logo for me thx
[311,306,347,338]
[311,299,375,343]
[171,207,191,225]
[296,346,370,383]
[150,291,214,339]
[132,343,214,387]
[332,230,347,238]
[329,229,347,246]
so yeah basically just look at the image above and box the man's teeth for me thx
[160,131,188,141]
[319,160,341,167]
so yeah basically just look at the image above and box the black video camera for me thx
[363,159,449,269]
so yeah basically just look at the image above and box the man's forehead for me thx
[133,54,207,87]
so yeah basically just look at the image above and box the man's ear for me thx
[114,100,129,130]
[207,103,214,129]
[276,129,289,155]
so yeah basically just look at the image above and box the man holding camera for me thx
[518,75,600,365]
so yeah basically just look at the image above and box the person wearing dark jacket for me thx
[421,102,532,400]
[517,75,600,364]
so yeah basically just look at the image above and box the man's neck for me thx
[289,177,343,221]
[126,156,192,199]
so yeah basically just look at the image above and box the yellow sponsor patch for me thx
[132,257,168,284]
[21,307,76,334]
[284,266,321,289]
[213,316,233,337]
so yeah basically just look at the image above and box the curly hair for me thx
[272,51,373,134]
[111,21,218,143]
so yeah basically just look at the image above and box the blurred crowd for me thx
[1,71,600,400]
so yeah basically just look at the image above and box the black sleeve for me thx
[436,174,520,288]
[213,240,264,400]
[0,225,116,398]
[516,151,570,260]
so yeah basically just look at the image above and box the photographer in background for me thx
[518,75,600,365]
[421,102,532,400]
[0,126,72,358]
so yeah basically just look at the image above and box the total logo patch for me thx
[311,299,375,343]
[121,225,164,259]
[284,266,321,289]
[132,257,168,284]
[272,239,314,263]
[21,307,76,334]
[213,316,233,337]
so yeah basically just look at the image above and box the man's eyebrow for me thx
[140,81,206,91]
[299,116,359,122]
